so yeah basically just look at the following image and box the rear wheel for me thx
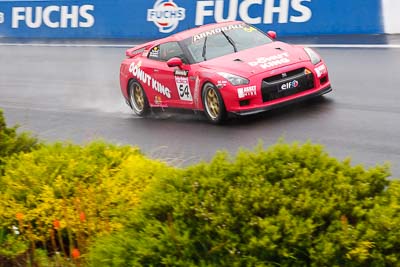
[202,82,227,124]
[128,80,149,116]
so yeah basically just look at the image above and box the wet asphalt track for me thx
[1,36,400,178]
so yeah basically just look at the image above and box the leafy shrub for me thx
[0,141,176,265]
[88,143,397,267]
[1,107,399,267]
[0,109,40,175]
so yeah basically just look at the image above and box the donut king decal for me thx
[248,52,290,69]
[193,23,244,42]
[147,0,186,33]
[174,69,192,101]
[129,61,171,98]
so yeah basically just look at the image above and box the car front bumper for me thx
[230,85,332,116]
[219,61,332,116]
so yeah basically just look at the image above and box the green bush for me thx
[88,143,398,267]
[2,105,400,266]
[0,109,40,175]
[0,141,176,265]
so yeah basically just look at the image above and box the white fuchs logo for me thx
[147,0,186,33]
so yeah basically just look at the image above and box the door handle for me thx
[154,69,159,73]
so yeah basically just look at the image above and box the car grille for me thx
[261,68,314,102]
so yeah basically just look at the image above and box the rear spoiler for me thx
[125,42,155,58]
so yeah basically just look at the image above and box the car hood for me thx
[198,41,309,77]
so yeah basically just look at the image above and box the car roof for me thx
[162,21,246,43]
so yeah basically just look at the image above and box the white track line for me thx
[305,44,400,48]
[0,43,134,48]
[0,43,400,48]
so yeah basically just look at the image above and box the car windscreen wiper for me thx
[221,30,237,52]
[202,36,207,61]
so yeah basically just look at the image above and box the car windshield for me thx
[181,23,273,63]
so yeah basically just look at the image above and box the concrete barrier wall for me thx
[0,0,397,39]
[382,0,400,34]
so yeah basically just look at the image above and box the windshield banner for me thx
[0,0,386,39]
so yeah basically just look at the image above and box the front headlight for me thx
[217,72,249,86]
[304,47,321,65]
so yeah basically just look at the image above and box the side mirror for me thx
[267,31,277,40]
[167,57,183,68]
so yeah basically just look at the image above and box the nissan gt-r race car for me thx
[119,21,332,124]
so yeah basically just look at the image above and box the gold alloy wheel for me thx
[132,83,144,111]
[205,88,220,119]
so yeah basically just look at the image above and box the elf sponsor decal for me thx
[195,0,312,25]
[147,0,186,33]
[238,85,257,98]
[249,52,290,69]
[281,79,298,90]
[129,61,171,98]
[11,5,94,28]
[175,75,193,101]
[193,23,244,42]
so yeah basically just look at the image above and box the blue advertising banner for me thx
[0,0,384,39]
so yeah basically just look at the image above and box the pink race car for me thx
[120,21,331,124]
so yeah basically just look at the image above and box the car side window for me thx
[148,42,187,63]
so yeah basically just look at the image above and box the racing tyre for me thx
[128,80,149,116]
[202,82,227,124]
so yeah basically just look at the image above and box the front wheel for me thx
[128,80,149,116]
[202,82,227,124]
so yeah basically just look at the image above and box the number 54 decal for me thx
[175,76,193,101]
